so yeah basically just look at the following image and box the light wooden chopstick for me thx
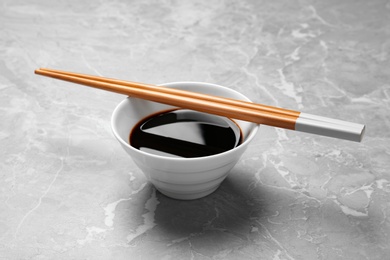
[38,68,301,117]
[35,68,298,128]
[34,68,365,142]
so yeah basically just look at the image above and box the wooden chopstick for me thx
[34,68,366,141]
[38,68,301,118]
[34,68,298,129]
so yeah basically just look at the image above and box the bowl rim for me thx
[111,81,259,162]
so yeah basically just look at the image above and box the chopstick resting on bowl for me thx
[34,68,365,142]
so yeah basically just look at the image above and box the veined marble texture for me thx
[1,0,390,259]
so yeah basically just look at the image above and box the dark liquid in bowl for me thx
[129,109,242,158]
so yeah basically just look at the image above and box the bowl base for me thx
[156,185,219,200]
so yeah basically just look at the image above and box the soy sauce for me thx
[129,109,242,158]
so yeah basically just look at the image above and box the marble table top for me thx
[1,0,389,259]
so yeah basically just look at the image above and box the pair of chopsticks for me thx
[35,68,365,142]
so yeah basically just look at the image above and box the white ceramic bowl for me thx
[111,82,259,200]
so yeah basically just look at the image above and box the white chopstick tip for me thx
[359,125,366,142]
[295,113,366,142]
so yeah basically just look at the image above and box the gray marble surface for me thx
[1,0,390,259]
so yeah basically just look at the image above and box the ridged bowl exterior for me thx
[111,82,259,200]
